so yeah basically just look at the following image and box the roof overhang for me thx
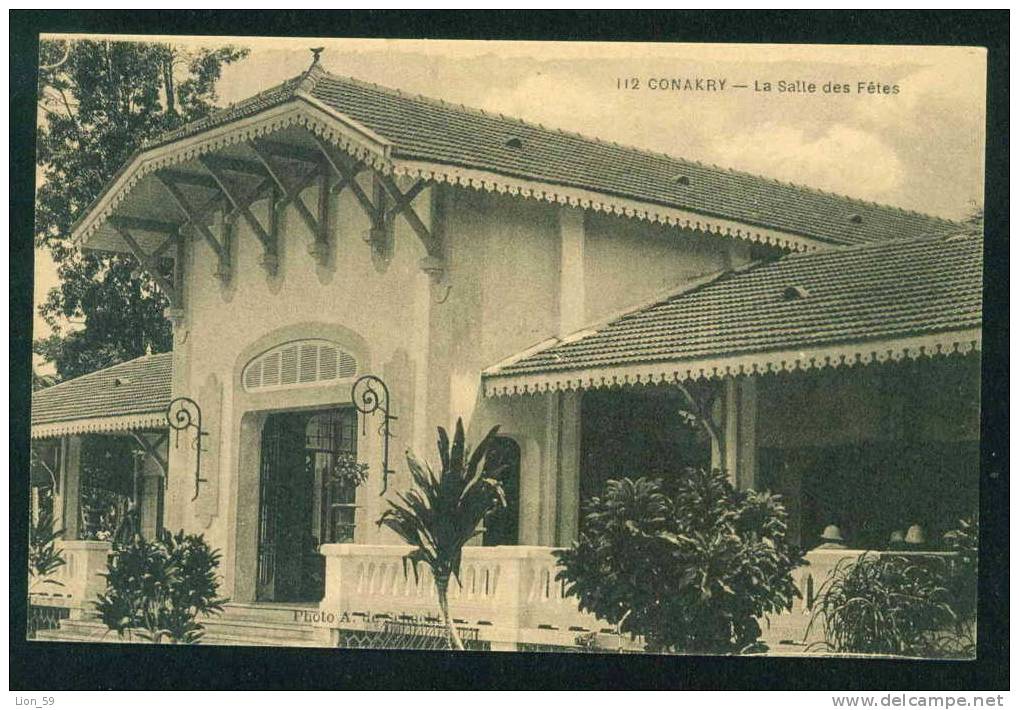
[72,91,395,252]
[31,412,169,440]
[482,328,982,397]
[390,159,822,253]
[72,89,828,257]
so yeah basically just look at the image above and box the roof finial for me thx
[309,46,325,67]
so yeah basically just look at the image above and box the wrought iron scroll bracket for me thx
[166,396,209,501]
[351,375,397,495]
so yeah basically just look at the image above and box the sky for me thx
[34,36,987,368]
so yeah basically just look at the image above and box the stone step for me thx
[34,620,122,643]
[200,617,326,643]
[219,602,321,625]
[33,609,331,648]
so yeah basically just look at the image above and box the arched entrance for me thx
[482,436,521,546]
[256,408,358,602]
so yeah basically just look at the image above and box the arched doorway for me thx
[482,436,521,546]
[256,408,358,602]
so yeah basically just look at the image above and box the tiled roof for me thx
[140,66,958,248]
[485,232,983,382]
[146,74,306,150]
[32,353,172,427]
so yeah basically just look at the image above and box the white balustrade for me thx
[30,540,112,614]
[319,544,600,639]
[761,548,961,648]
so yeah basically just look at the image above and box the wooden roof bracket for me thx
[375,172,442,261]
[674,379,723,459]
[197,155,279,276]
[310,133,443,273]
[109,217,180,308]
[367,173,394,260]
[155,173,231,282]
[129,431,169,483]
[248,139,330,264]
[311,134,376,212]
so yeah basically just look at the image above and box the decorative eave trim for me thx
[391,159,823,253]
[71,100,395,247]
[482,329,982,397]
[31,412,168,440]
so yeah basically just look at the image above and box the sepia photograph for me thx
[13,14,1004,693]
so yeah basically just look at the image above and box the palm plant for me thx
[29,511,66,594]
[378,418,505,650]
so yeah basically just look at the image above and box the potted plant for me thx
[331,450,369,489]
[28,511,66,595]
[806,552,971,657]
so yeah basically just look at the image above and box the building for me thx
[30,61,982,650]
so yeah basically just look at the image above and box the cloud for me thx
[851,53,986,134]
[477,72,617,139]
[710,123,906,202]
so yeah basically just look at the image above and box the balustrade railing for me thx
[30,540,112,616]
[319,544,600,639]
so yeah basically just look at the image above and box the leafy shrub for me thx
[808,553,971,657]
[95,530,226,644]
[554,468,804,654]
[28,511,65,593]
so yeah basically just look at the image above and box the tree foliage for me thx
[377,418,506,650]
[554,469,805,654]
[35,38,248,380]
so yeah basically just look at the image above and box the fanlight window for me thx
[243,340,358,392]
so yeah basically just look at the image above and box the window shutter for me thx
[242,340,358,393]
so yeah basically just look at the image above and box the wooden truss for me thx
[114,133,442,298]
[108,216,184,308]
[674,379,723,457]
[129,430,169,482]
[308,134,442,260]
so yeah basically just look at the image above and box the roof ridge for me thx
[780,229,977,261]
[143,74,304,149]
[315,67,960,225]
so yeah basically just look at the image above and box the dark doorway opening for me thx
[482,436,520,546]
[256,408,358,603]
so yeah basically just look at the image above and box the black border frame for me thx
[10,10,1009,691]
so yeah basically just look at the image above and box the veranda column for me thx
[539,389,583,547]
[723,378,740,484]
[550,206,586,547]
[138,451,165,540]
[556,390,582,546]
[57,434,83,540]
[737,378,758,490]
[539,393,561,546]
[719,378,758,491]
